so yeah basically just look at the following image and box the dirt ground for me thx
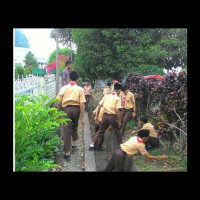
[48,120,85,172]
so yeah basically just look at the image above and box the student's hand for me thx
[131,130,136,135]
[95,117,99,124]
[82,119,85,125]
[118,122,122,128]
[90,120,92,124]
[132,112,136,118]
[132,156,137,161]
[160,155,167,159]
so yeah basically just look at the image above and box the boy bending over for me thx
[104,129,167,172]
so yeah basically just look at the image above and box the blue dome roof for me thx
[15,29,30,48]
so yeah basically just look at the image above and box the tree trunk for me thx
[70,40,73,62]
[56,29,59,95]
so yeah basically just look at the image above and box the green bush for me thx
[126,120,136,130]
[15,66,25,79]
[24,66,32,76]
[15,94,71,172]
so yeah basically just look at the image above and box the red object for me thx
[122,95,126,107]
[143,74,165,81]
[137,137,143,143]
[70,82,75,86]
[112,92,116,95]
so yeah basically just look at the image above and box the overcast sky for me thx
[18,28,69,59]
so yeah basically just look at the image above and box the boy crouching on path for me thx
[131,115,159,150]
[90,105,105,151]
[89,83,123,151]
[103,129,167,172]
[56,71,86,161]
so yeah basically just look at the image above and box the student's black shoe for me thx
[97,146,106,151]
[93,145,99,150]
[63,154,71,161]
[89,146,94,151]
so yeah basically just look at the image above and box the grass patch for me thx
[126,120,136,130]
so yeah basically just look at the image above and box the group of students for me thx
[57,61,167,171]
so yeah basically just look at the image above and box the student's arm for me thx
[145,152,167,160]
[96,96,105,123]
[80,102,85,125]
[56,87,65,112]
[95,106,101,124]
[116,108,122,128]
[132,94,136,118]
[90,112,95,124]
[63,80,67,86]
[138,144,167,160]
[62,71,67,86]
[131,130,138,136]
[80,89,86,125]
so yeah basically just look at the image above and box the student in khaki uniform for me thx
[131,115,159,150]
[100,82,112,100]
[111,78,119,92]
[121,85,136,137]
[103,129,167,171]
[57,71,86,161]
[89,83,123,151]
[84,80,92,111]
[90,105,105,151]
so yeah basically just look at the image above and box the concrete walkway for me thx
[84,111,96,171]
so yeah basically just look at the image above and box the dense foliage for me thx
[71,28,187,81]
[15,94,71,171]
[46,47,72,74]
[127,64,165,76]
[24,51,39,68]
[126,70,187,157]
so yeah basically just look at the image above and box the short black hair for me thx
[65,60,72,66]
[85,80,89,83]
[107,82,111,86]
[140,115,148,123]
[69,71,79,81]
[122,84,128,92]
[114,82,122,91]
[138,129,149,138]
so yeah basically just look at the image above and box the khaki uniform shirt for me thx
[122,91,135,109]
[56,82,86,108]
[99,92,121,115]
[84,85,92,95]
[93,106,104,122]
[120,136,147,156]
[141,122,158,138]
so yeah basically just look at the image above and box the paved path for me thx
[84,112,96,171]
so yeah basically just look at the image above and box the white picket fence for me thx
[14,74,62,100]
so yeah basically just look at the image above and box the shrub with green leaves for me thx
[15,94,71,172]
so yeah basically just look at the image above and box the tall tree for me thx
[24,51,39,68]
[69,28,186,81]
